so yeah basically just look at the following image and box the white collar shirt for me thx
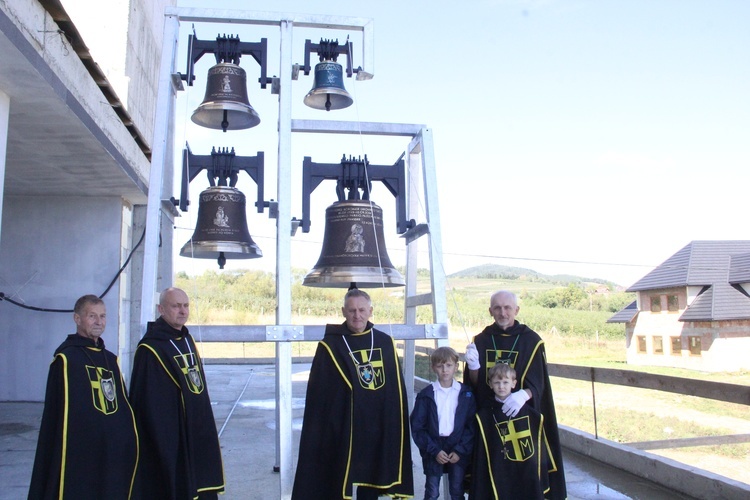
[432,380,461,436]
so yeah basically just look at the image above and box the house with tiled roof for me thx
[608,240,750,372]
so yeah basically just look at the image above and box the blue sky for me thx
[173,0,750,287]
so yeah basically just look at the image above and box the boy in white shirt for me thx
[411,347,476,500]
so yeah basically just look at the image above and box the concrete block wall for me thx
[0,195,128,401]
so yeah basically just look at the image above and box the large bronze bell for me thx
[303,60,353,111]
[180,186,262,269]
[303,200,404,288]
[192,62,260,132]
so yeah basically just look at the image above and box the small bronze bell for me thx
[303,60,353,111]
[192,62,260,132]
[303,200,404,288]
[180,186,262,269]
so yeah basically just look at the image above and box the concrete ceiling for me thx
[0,10,148,202]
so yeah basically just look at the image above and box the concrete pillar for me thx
[0,89,9,246]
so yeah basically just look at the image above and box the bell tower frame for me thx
[141,8,448,498]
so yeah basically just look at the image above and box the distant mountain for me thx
[449,264,616,288]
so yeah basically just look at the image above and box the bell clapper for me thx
[221,110,229,132]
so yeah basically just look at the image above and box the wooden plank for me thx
[627,434,750,450]
[548,363,750,406]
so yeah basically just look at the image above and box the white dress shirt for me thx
[432,380,461,436]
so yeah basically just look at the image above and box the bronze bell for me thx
[192,62,260,132]
[303,200,404,288]
[180,186,262,269]
[303,60,353,111]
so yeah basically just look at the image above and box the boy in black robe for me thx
[292,288,413,499]
[471,363,546,499]
[29,295,138,500]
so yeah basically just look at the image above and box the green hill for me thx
[449,264,617,288]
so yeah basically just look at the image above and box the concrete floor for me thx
[1,363,691,499]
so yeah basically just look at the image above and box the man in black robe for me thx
[129,287,224,499]
[29,294,138,499]
[464,290,566,500]
[292,288,414,500]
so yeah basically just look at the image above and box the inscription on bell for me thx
[314,201,390,265]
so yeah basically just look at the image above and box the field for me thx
[178,270,750,485]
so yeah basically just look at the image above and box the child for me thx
[411,346,476,500]
[470,363,547,500]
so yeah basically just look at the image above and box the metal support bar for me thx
[140,13,180,334]
[300,155,408,233]
[181,34,269,88]
[292,119,424,136]
[301,38,355,77]
[275,19,295,499]
[405,293,435,308]
[185,323,448,342]
[166,8,375,78]
[179,145,265,212]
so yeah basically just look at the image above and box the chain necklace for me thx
[341,329,375,385]
[341,329,374,366]
[492,412,511,459]
[169,335,194,359]
[491,331,520,365]
[79,338,111,371]
[170,335,205,391]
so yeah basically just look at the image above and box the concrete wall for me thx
[124,0,175,144]
[59,0,174,148]
[3,0,152,189]
[560,426,750,500]
[0,195,128,401]
[0,1,179,400]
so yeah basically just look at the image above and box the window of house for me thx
[667,295,679,312]
[671,336,681,355]
[653,336,663,354]
[650,296,661,312]
[688,336,702,355]
[637,336,647,353]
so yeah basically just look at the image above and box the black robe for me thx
[292,322,414,499]
[471,400,546,499]
[28,334,138,500]
[129,317,224,499]
[465,322,566,500]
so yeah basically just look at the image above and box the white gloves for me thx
[464,343,480,370]
[502,389,530,417]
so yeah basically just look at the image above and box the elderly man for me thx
[464,290,567,500]
[29,295,138,499]
[129,287,224,499]
[292,288,413,500]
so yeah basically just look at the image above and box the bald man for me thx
[129,288,224,499]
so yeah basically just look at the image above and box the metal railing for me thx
[548,363,750,439]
